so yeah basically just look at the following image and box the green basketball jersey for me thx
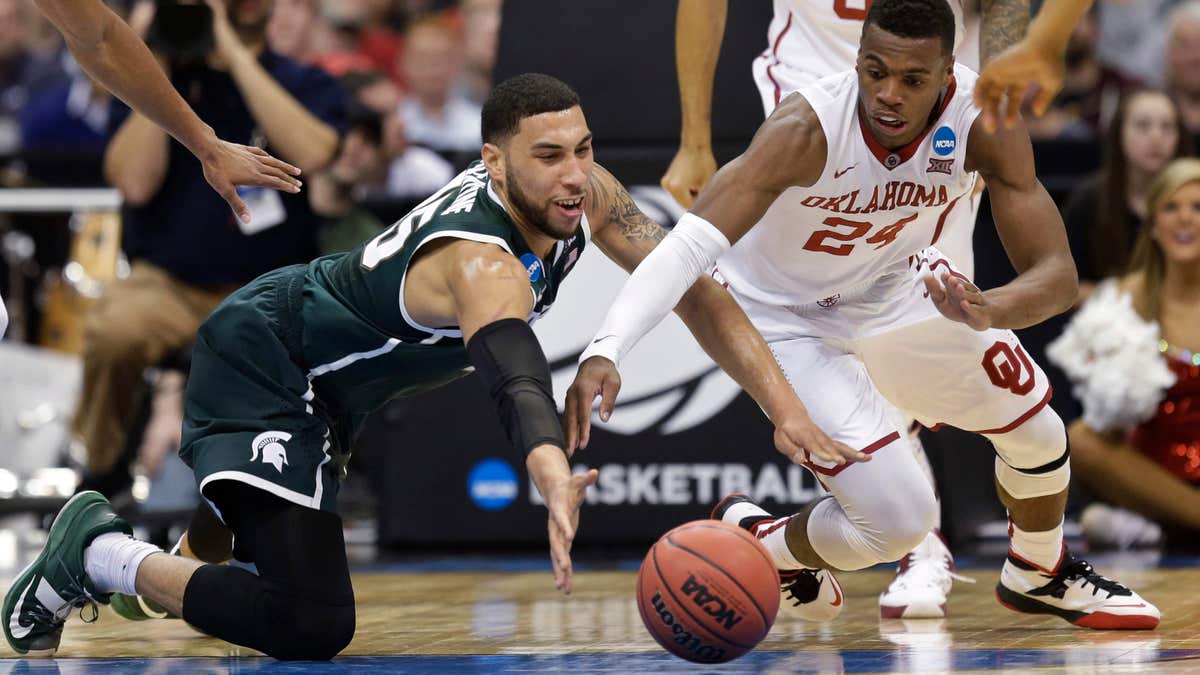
[292,160,589,415]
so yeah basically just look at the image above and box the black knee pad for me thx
[261,589,356,661]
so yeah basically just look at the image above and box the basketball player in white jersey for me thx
[662,0,1029,620]
[570,0,1159,629]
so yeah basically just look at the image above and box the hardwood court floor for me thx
[4,564,1199,673]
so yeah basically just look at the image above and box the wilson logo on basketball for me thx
[983,342,1035,395]
[680,575,743,630]
[649,591,727,662]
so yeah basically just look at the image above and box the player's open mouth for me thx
[873,113,907,134]
[555,196,585,217]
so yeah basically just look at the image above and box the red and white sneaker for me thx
[711,493,844,622]
[879,530,973,619]
[996,547,1160,629]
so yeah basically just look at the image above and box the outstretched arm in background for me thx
[660,0,728,208]
[975,0,1096,131]
[35,0,302,222]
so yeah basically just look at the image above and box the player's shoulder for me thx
[949,62,981,109]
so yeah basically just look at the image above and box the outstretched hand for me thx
[924,272,993,331]
[564,356,622,453]
[974,39,1065,132]
[773,411,870,466]
[544,467,599,595]
[200,140,303,224]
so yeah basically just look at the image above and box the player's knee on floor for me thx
[988,407,1069,499]
[260,590,356,661]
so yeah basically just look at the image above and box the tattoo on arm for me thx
[980,0,1031,65]
[588,165,667,243]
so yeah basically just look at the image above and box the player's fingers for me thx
[549,529,567,590]
[922,275,945,303]
[1004,85,1023,129]
[773,429,805,463]
[563,390,579,456]
[221,186,251,224]
[806,437,846,465]
[553,508,576,545]
[831,438,870,462]
[575,380,596,450]
[252,173,302,193]
[1031,85,1055,117]
[598,375,619,423]
[258,157,304,183]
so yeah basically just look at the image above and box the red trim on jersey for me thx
[803,431,899,477]
[766,13,793,107]
[858,76,958,170]
[772,12,793,58]
[930,195,964,246]
[975,386,1053,435]
[769,64,782,107]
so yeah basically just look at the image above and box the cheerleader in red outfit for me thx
[1051,158,1200,548]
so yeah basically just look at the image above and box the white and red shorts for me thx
[716,246,1052,476]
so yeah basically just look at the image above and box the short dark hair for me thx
[863,0,956,56]
[481,73,581,145]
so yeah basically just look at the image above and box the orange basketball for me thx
[636,519,780,663]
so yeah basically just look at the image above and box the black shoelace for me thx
[1033,559,1132,600]
[782,569,822,606]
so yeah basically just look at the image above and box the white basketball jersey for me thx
[758,0,967,90]
[719,63,982,307]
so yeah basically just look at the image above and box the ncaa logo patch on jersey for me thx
[932,126,956,156]
[519,253,544,282]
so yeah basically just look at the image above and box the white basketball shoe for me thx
[879,530,972,618]
[996,546,1160,629]
[711,493,844,622]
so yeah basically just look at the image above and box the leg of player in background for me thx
[875,423,967,618]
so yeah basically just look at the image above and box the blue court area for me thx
[3,648,1198,674]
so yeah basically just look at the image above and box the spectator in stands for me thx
[1050,158,1200,550]
[1061,89,1192,300]
[1166,1,1200,145]
[78,0,345,493]
[341,68,453,199]
[340,68,400,116]
[1025,10,1103,141]
[398,13,480,155]
[383,102,454,199]
[266,0,323,64]
[1095,0,1174,88]
[459,0,500,104]
[19,57,110,159]
[309,105,387,254]
[0,0,66,154]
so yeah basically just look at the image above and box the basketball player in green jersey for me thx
[4,74,864,660]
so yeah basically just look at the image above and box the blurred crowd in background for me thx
[0,0,1195,550]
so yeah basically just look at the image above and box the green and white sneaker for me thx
[3,491,132,656]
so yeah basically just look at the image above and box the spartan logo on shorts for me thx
[251,431,292,473]
[982,342,1035,395]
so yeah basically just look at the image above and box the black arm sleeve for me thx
[466,317,566,457]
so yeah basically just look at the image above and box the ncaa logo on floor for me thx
[468,459,519,510]
[932,126,956,156]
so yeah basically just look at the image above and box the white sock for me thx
[84,532,162,595]
[751,516,805,570]
[1009,518,1064,572]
